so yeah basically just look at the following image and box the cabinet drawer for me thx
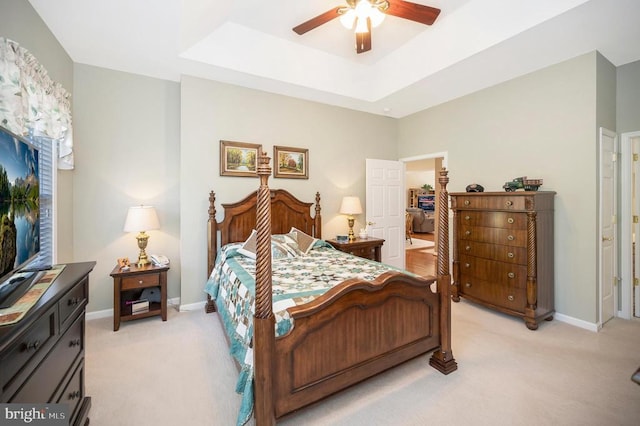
[57,360,84,423]
[1,307,56,397]
[345,246,378,260]
[122,273,159,290]
[455,195,526,211]
[458,241,527,264]
[459,255,527,288]
[458,275,527,313]
[59,277,88,331]
[11,314,83,403]
[458,225,526,247]
[458,211,526,229]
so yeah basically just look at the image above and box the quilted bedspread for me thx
[204,240,403,426]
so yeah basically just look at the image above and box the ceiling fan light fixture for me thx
[354,17,369,34]
[369,7,385,27]
[340,9,356,29]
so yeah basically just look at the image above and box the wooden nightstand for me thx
[327,237,385,262]
[110,263,169,331]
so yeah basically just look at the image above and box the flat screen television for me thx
[0,126,42,308]
[417,194,435,212]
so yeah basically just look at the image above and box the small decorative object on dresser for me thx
[0,262,96,426]
[450,191,555,330]
[327,237,385,262]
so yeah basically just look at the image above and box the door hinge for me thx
[634,153,639,162]
[612,215,617,224]
[634,215,639,224]
[634,278,639,287]
[612,153,617,162]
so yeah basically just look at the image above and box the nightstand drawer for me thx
[345,246,377,260]
[122,273,159,290]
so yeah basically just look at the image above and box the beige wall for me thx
[617,60,640,133]
[1,0,75,263]
[398,52,608,323]
[179,76,398,306]
[73,65,181,312]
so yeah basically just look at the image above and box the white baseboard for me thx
[178,300,207,312]
[86,297,181,321]
[554,312,599,332]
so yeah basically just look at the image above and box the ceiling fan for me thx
[292,0,441,54]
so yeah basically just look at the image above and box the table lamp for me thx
[124,205,160,266]
[339,196,363,241]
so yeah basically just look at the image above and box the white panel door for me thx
[599,128,617,325]
[366,159,404,269]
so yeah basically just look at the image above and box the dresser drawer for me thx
[59,277,88,331]
[458,275,527,314]
[459,255,527,288]
[458,211,526,229]
[458,225,527,247]
[10,314,83,403]
[458,240,527,264]
[455,195,526,211]
[122,273,159,290]
[1,307,57,397]
[57,360,84,423]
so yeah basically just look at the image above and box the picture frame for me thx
[274,146,309,179]
[220,140,262,177]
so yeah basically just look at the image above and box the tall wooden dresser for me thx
[450,192,555,330]
[0,262,95,425]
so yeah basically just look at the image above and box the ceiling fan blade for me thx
[293,8,342,35]
[386,0,441,25]
[355,19,372,54]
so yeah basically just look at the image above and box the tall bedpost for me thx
[429,168,458,374]
[205,191,218,313]
[314,192,322,239]
[253,153,276,425]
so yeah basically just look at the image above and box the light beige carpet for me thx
[405,238,434,250]
[85,301,640,426]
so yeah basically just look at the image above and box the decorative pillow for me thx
[236,230,302,259]
[237,230,258,259]
[288,227,318,255]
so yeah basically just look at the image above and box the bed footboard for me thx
[272,272,440,417]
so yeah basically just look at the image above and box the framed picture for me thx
[274,146,309,179]
[220,140,262,177]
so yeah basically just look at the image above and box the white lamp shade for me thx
[340,196,363,215]
[123,206,160,232]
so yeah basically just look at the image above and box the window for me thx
[28,133,55,267]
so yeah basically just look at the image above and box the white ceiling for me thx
[28,0,640,118]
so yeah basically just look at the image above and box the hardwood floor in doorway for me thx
[405,232,436,277]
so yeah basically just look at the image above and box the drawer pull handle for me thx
[465,246,471,251]
[507,272,515,278]
[139,280,143,284]
[465,263,470,268]
[25,340,40,351]
[507,235,514,241]
[507,217,514,224]
[465,282,472,288]
[464,230,471,236]
[464,215,470,220]
[68,297,81,306]
[507,295,514,301]
[68,390,81,400]
[464,200,470,206]
[505,200,513,207]
[69,338,81,347]
[507,252,514,258]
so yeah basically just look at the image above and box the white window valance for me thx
[0,37,74,169]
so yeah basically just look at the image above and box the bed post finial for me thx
[254,152,276,425]
[429,167,457,375]
[314,192,322,239]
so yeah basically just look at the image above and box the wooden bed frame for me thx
[205,154,456,425]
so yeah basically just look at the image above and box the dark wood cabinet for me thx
[450,192,555,330]
[0,262,95,425]
[110,263,168,331]
[327,237,385,262]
